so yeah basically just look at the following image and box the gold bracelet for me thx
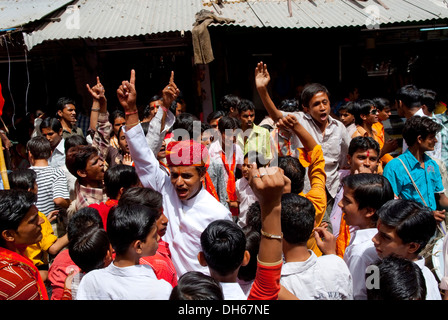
[260,229,283,240]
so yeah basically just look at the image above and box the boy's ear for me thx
[1,229,15,243]
[364,207,376,219]
[241,250,250,267]
[407,242,421,255]
[197,252,208,267]
[133,240,143,255]
[347,154,352,165]
[77,169,87,179]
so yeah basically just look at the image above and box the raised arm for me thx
[255,62,283,123]
[248,166,289,300]
[87,77,111,162]
[118,70,172,191]
[277,113,317,152]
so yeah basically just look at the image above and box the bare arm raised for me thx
[255,62,283,123]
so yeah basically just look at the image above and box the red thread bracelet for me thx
[125,110,138,116]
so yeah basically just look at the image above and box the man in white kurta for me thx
[125,124,232,277]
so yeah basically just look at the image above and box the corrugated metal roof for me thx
[0,0,74,30]
[20,0,448,50]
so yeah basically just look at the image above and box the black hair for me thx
[351,99,375,126]
[39,117,62,133]
[366,255,427,300]
[278,99,300,113]
[301,83,330,109]
[244,150,268,168]
[372,97,390,112]
[377,199,436,255]
[217,115,240,134]
[395,84,421,109]
[104,164,140,199]
[219,94,241,113]
[200,219,246,277]
[56,97,76,112]
[237,226,260,282]
[237,99,255,113]
[119,187,163,212]
[68,227,110,273]
[172,113,200,140]
[339,100,355,113]
[341,173,394,223]
[0,190,37,247]
[348,136,380,157]
[65,145,99,179]
[207,110,226,124]
[420,88,437,114]
[278,156,305,194]
[245,202,262,233]
[402,115,442,147]
[8,169,37,191]
[281,193,316,244]
[169,271,224,300]
[106,204,158,256]
[26,135,52,160]
[64,135,88,155]
[67,206,103,242]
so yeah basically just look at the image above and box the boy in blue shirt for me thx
[383,116,448,223]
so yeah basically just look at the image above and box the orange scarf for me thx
[203,172,220,202]
[0,246,49,300]
[221,151,239,217]
[335,216,351,258]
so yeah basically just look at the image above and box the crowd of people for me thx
[1,60,448,301]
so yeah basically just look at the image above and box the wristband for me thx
[260,229,283,240]
[91,108,100,112]
[125,110,138,116]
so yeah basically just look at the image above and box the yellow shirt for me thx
[24,212,57,267]
[297,145,327,257]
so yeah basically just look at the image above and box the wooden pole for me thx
[0,137,9,189]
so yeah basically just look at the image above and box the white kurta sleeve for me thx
[125,123,167,192]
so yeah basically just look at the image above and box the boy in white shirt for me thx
[339,173,394,299]
[372,199,442,300]
[198,219,250,300]
[280,193,353,300]
[76,204,172,300]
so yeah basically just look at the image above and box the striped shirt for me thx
[0,259,42,300]
[30,166,70,216]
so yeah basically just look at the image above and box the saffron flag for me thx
[0,83,4,116]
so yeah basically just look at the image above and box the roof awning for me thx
[0,0,75,30]
[17,0,448,51]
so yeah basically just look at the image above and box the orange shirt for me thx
[298,145,327,257]
[372,122,394,165]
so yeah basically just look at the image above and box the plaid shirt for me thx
[67,180,107,219]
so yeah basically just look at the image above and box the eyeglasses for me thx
[370,109,378,115]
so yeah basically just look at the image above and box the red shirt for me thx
[89,199,118,230]
[248,261,282,300]
[139,239,178,287]
[48,249,80,300]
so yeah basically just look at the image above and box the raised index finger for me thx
[169,71,174,84]
[130,69,136,85]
